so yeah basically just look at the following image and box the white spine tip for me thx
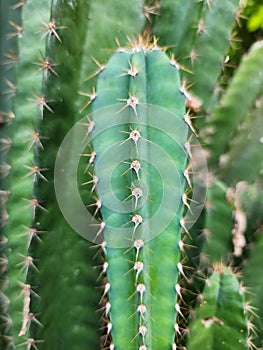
[134,239,144,249]
[182,193,191,211]
[178,240,185,252]
[134,238,144,259]
[107,322,112,335]
[132,187,143,209]
[132,215,143,233]
[137,304,147,318]
[174,323,181,335]
[136,283,146,302]
[177,262,187,279]
[105,302,111,317]
[104,282,110,296]
[175,283,182,298]
[130,129,141,143]
[102,261,108,273]
[180,218,190,235]
[134,261,144,282]
[101,241,107,254]
[183,169,192,188]
[139,325,147,337]
[131,160,141,177]
[184,141,192,158]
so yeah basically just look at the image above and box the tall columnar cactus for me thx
[0,1,24,348]
[0,0,263,350]
[86,37,189,349]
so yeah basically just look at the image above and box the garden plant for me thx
[0,0,263,349]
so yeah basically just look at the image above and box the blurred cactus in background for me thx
[0,0,262,349]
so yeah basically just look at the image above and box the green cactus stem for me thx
[26,0,101,348]
[201,180,234,266]
[184,0,240,112]
[207,40,263,167]
[78,0,147,115]
[4,1,50,348]
[218,97,263,185]
[153,0,203,58]
[244,231,263,348]
[187,263,251,350]
[0,1,22,348]
[153,0,240,113]
[87,36,190,350]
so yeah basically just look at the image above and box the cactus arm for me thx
[91,39,188,349]
[218,99,263,184]
[207,40,263,166]
[153,0,203,57]
[152,0,240,112]
[4,1,51,348]
[184,0,240,112]
[29,1,102,349]
[187,264,249,350]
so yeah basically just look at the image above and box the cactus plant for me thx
[187,263,251,350]
[0,0,263,350]
[88,37,189,350]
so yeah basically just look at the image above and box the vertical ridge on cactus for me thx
[201,180,234,265]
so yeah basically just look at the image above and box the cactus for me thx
[207,40,263,167]
[0,0,263,350]
[187,263,250,350]
[0,1,21,348]
[154,0,241,113]
[87,37,188,349]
